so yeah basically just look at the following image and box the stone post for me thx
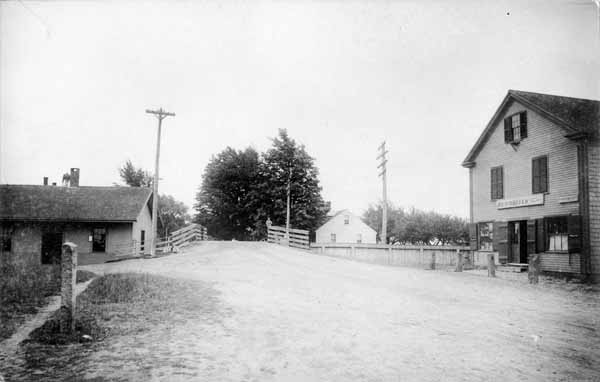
[455,249,463,272]
[60,242,77,333]
[528,253,540,284]
[487,252,496,278]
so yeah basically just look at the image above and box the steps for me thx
[498,263,528,273]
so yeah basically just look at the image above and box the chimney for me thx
[70,168,80,187]
[43,177,48,186]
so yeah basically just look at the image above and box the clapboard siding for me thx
[540,253,581,274]
[588,139,600,280]
[471,100,579,223]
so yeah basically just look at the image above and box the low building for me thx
[462,90,599,281]
[315,210,377,244]
[0,168,153,268]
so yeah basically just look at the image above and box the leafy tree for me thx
[253,129,330,238]
[194,147,262,240]
[194,130,330,240]
[119,160,153,187]
[157,194,190,238]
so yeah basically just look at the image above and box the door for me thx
[41,232,63,264]
[509,221,528,263]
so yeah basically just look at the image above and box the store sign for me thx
[496,194,544,209]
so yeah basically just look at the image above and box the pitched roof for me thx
[0,185,152,222]
[462,90,600,166]
[317,209,376,233]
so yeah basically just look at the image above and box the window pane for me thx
[478,222,494,251]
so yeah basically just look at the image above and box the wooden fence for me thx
[111,224,208,259]
[267,225,309,250]
[310,243,472,270]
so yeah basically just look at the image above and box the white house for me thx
[315,210,377,244]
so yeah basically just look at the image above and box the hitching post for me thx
[455,249,463,272]
[487,252,496,277]
[528,253,540,284]
[60,242,78,333]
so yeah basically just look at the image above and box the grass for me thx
[75,269,97,284]
[0,262,59,341]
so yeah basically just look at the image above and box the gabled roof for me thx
[462,90,600,167]
[0,185,152,222]
[317,209,376,233]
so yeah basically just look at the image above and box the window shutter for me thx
[498,168,503,199]
[532,158,539,193]
[536,218,546,253]
[567,215,581,254]
[526,220,536,257]
[504,118,512,143]
[469,223,478,250]
[520,111,527,138]
[493,221,508,263]
[541,156,548,192]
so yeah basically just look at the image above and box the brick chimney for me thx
[43,177,48,186]
[70,168,80,187]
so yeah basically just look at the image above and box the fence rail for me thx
[267,224,309,250]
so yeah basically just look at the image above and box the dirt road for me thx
[73,242,600,380]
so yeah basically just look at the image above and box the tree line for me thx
[362,204,469,245]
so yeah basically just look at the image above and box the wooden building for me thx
[462,90,599,281]
[315,210,377,244]
[0,169,153,267]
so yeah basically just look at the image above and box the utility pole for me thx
[377,141,388,244]
[146,108,175,257]
[285,165,292,245]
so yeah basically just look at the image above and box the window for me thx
[478,222,493,251]
[546,216,568,252]
[0,226,12,253]
[331,233,336,243]
[140,230,145,252]
[344,215,349,225]
[356,233,362,244]
[504,111,528,143]
[532,156,548,194]
[490,166,503,200]
[92,227,107,252]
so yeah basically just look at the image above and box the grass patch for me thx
[76,269,97,283]
[0,262,59,341]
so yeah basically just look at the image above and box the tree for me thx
[119,160,153,187]
[157,194,190,238]
[254,129,330,238]
[194,147,262,240]
[194,130,330,240]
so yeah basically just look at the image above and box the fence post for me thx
[455,249,463,272]
[528,253,540,284]
[60,242,77,333]
[487,253,496,277]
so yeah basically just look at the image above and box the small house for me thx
[315,210,377,244]
[0,168,153,268]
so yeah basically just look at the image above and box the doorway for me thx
[508,220,528,264]
[41,232,63,264]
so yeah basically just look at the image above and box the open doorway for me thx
[41,232,63,264]
[508,220,528,264]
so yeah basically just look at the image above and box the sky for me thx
[1,0,599,219]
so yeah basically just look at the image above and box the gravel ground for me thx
[5,241,600,381]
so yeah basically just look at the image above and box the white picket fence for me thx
[267,224,309,250]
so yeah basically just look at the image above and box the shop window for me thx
[532,156,548,194]
[478,222,494,251]
[331,233,336,243]
[546,216,568,252]
[490,166,503,200]
[92,227,107,252]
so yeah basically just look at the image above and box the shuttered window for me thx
[532,155,548,194]
[504,111,527,143]
[490,166,504,200]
